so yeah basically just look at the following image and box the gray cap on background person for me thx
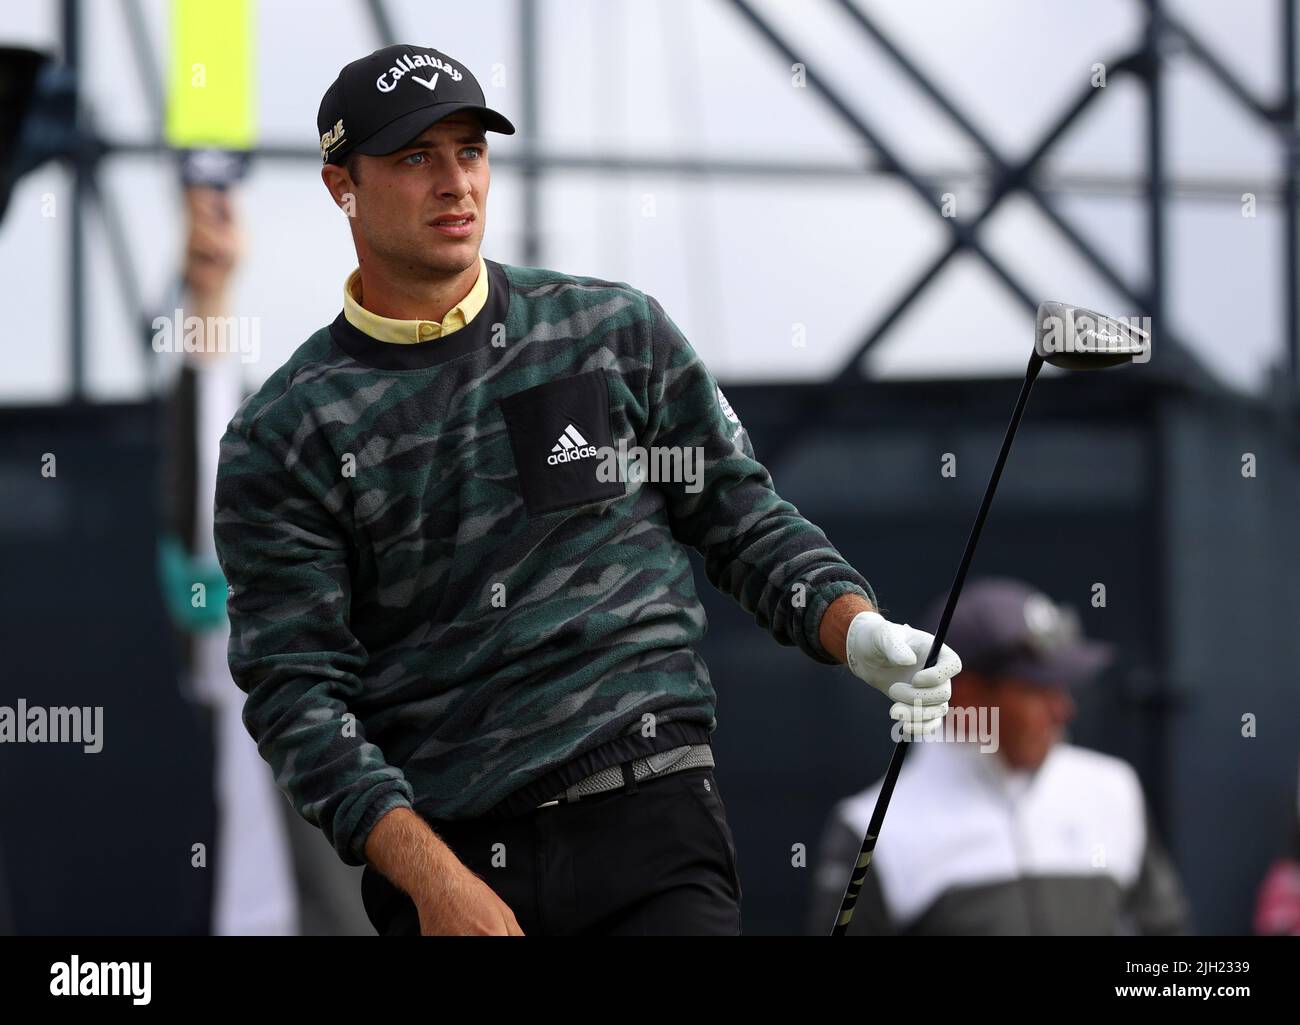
[923,577,1114,688]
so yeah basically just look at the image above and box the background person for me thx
[1252,763,1300,935]
[807,577,1191,936]
[160,162,374,934]
[158,173,298,935]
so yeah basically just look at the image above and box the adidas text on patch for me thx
[548,424,598,465]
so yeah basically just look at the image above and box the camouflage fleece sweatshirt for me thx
[213,259,876,866]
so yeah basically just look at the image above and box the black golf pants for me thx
[362,766,743,936]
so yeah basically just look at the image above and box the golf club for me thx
[830,300,1150,936]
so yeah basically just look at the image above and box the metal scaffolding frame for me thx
[27,0,1300,407]
[7,0,1298,934]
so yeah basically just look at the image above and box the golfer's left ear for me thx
[321,163,353,209]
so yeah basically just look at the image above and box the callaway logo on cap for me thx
[317,44,516,165]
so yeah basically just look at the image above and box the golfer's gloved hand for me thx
[844,611,962,738]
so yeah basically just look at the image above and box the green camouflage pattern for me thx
[213,261,875,865]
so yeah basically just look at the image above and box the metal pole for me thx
[1142,0,1171,833]
[364,0,398,46]
[62,0,86,404]
[1283,0,1299,396]
[519,0,541,267]
[1145,1,1167,346]
[119,0,164,131]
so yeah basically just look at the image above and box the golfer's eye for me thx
[403,152,428,166]
[460,146,484,161]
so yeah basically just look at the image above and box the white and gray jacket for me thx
[807,740,1191,935]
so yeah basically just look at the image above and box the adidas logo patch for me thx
[547,424,599,465]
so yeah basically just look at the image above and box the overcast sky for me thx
[0,0,1291,401]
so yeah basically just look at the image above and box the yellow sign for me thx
[165,0,255,150]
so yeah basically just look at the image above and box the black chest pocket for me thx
[498,370,627,517]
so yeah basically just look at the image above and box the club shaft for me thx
[831,351,1044,935]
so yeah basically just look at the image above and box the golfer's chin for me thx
[414,237,482,276]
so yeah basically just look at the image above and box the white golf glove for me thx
[844,611,962,738]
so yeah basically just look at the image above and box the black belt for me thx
[534,743,714,808]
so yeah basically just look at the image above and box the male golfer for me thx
[213,43,960,936]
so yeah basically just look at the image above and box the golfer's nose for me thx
[433,154,473,201]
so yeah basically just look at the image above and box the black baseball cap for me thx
[317,44,515,165]
[923,578,1114,689]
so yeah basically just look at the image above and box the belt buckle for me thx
[644,745,692,775]
[535,747,696,811]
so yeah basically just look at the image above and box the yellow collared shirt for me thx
[343,255,489,343]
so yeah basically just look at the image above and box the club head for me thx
[1034,301,1150,370]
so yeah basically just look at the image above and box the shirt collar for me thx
[343,254,489,344]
